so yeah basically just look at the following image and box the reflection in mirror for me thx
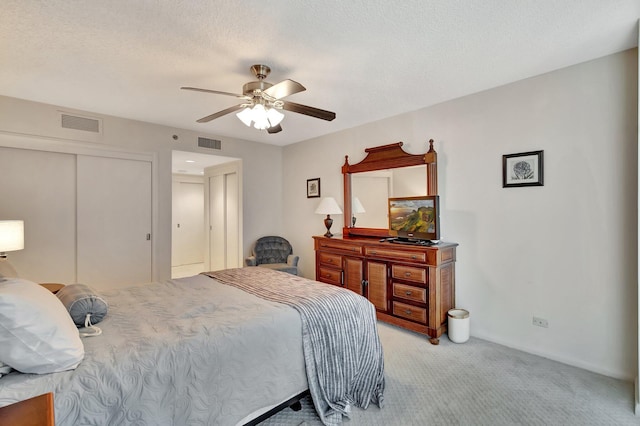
[351,165,427,229]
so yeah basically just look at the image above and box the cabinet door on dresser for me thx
[343,257,364,295]
[366,260,388,312]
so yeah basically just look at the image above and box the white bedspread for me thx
[0,274,308,425]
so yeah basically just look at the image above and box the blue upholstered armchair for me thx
[245,236,299,275]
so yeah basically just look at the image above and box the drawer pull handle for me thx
[411,255,417,259]
[405,291,412,296]
[404,272,411,277]
[370,250,377,254]
[327,259,333,263]
[325,274,331,278]
[404,310,412,315]
[352,248,357,252]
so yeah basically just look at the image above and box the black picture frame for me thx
[307,178,321,198]
[502,150,544,188]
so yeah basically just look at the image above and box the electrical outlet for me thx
[532,316,549,328]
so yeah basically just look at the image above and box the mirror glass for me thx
[350,165,427,229]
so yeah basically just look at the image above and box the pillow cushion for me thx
[0,278,84,374]
[56,284,108,327]
[0,361,13,378]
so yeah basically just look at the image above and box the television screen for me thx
[388,195,440,241]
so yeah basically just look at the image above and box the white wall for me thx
[0,95,284,282]
[283,49,638,380]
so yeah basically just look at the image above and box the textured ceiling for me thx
[1,1,638,146]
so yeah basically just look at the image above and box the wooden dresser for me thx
[314,235,457,344]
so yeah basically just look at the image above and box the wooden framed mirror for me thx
[342,140,438,238]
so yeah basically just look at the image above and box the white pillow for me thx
[0,278,84,374]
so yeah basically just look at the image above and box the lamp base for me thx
[323,215,334,238]
[0,256,18,278]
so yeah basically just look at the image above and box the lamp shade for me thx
[352,197,366,214]
[236,105,285,130]
[315,197,343,215]
[0,220,24,253]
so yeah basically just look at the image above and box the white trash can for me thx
[447,308,470,343]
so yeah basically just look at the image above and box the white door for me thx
[205,161,242,271]
[77,155,152,289]
[0,146,77,283]
[172,179,204,266]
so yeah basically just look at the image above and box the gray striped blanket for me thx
[204,268,385,425]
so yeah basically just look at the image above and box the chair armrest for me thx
[287,255,299,267]
[245,256,257,267]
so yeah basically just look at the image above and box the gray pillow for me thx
[56,284,108,327]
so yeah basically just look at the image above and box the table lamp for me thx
[351,197,366,227]
[0,220,24,278]
[315,197,342,238]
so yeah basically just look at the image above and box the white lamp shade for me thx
[236,104,285,130]
[266,107,284,126]
[315,197,343,215]
[352,197,366,214]
[236,107,253,126]
[0,220,24,252]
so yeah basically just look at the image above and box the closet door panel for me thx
[77,155,152,289]
[0,147,76,283]
[172,180,204,266]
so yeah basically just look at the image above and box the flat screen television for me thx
[388,195,440,242]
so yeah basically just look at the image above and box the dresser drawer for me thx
[318,252,342,267]
[393,283,427,303]
[393,301,427,324]
[316,239,363,255]
[391,264,427,284]
[318,266,342,286]
[364,247,426,263]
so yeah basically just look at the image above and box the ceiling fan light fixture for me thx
[236,104,285,130]
[267,107,284,127]
[236,107,253,127]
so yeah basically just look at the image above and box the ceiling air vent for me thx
[198,137,221,150]
[60,113,101,133]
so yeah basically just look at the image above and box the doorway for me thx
[171,150,240,278]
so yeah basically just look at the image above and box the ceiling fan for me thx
[181,64,336,134]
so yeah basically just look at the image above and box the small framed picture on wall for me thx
[307,178,321,198]
[502,150,544,188]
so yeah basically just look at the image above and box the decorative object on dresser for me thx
[0,220,24,278]
[314,139,458,344]
[351,197,366,227]
[314,197,343,238]
[502,150,544,187]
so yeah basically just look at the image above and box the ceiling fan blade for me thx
[263,79,306,100]
[267,124,283,134]
[181,86,250,100]
[196,104,245,123]
[281,101,336,121]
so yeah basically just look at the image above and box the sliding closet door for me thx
[0,147,76,283]
[76,155,152,289]
[205,161,242,271]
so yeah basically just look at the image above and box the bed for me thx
[0,267,385,425]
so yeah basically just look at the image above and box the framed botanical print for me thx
[502,151,544,188]
[307,178,321,198]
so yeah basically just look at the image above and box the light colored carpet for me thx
[260,322,638,425]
